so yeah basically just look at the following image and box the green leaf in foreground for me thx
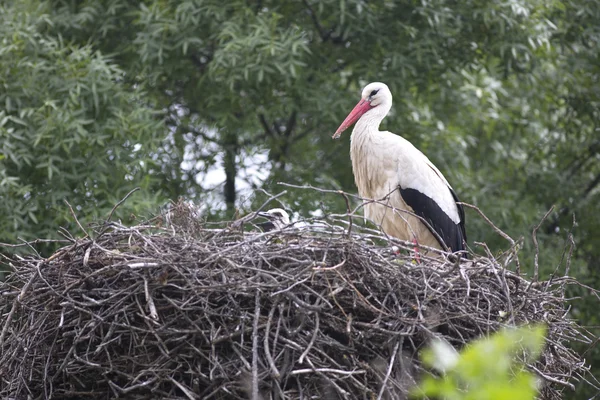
[413,325,547,400]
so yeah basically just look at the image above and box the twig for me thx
[459,201,520,271]
[338,190,354,238]
[290,368,366,375]
[105,187,140,224]
[541,212,577,293]
[143,276,159,322]
[168,377,196,400]
[63,199,89,238]
[280,182,452,253]
[532,205,555,283]
[299,313,319,364]
[264,302,280,378]
[229,190,288,230]
[565,233,575,278]
[0,238,70,248]
[458,202,514,245]
[0,271,37,345]
[376,340,400,400]
[529,364,576,390]
[251,290,261,400]
[0,299,18,347]
[277,182,362,200]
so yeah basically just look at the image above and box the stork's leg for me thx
[412,238,422,263]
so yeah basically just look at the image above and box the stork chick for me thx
[257,208,291,232]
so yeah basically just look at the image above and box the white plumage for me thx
[333,82,467,255]
[257,208,291,231]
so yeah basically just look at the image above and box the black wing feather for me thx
[448,187,467,245]
[257,221,276,232]
[399,187,467,253]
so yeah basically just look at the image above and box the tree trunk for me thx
[223,130,238,216]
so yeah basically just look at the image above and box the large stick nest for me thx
[0,201,591,399]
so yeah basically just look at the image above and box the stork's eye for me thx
[369,89,379,97]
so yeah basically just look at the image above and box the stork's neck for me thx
[352,104,390,139]
[349,105,391,197]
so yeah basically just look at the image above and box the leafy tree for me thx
[44,0,561,218]
[0,2,165,249]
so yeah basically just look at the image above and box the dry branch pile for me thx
[0,202,591,399]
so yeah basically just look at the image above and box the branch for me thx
[282,110,297,138]
[0,271,37,345]
[63,199,89,238]
[583,171,600,197]
[337,190,353,238]
[532,205,555,284]
[458,201,520,271]
[376,340,400,400]
[458,202,514,245]
[105,187,140,224]
[0,238,71,248]
[189,49,214,73]
[293,125,316,142]
[301,0,346,44]
[251,290,261,400]
[565,140,600,179]
[181,124,224,146]
[239,133,268,147]
[302,0,331,41]
[543,168,600,235]
[264,302,280,378]
[277,182,453,255]
[229,189,288,230]
[258,113,276,138]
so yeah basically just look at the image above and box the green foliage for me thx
[0,2,166,249]
[46,0,562,218]
[414,325,547,400]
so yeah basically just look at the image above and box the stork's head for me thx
[332,82,392,139]
[257,208,291,231]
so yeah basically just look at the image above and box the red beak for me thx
[332,99,373,139]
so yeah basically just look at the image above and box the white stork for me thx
[257,208,291,231]
[332,82,467,256]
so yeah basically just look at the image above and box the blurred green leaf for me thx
[414,325,546,400]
